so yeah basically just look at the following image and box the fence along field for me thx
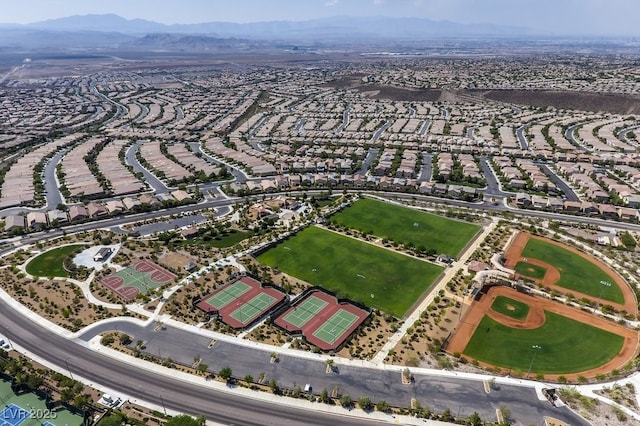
[329,198,481,257]
[257,226,443,317]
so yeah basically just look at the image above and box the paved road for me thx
[0,299,376,426]
[564,123,589,151]
[189,142,249,184]
[359,148,380,175]
[336,106,351,133]
[370,120,390,143]
[516,125,528,150]
[417,153,432,182]
[478,157,510,199]
[418,119,431,136]
[125,141,170,193]
[43,148,68,208]
[77,321,588,426]
[537,163,580,202]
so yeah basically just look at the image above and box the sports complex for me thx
[100,260,176,302]
[196,276,287,328]
[273,289,369,351]
[447,232,639,379]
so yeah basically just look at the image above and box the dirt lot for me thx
[469,89,640,115]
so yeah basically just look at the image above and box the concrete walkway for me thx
[371,218,498,365]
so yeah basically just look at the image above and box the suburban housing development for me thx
[0,9,639,426]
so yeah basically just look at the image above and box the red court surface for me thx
[196,276,286,328]
[101,260,176,302]
[274,289,369,351]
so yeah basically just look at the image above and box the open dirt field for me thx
[446,286,638,379]
[504,232,637,315]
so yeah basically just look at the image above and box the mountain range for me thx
[0,14,534,51]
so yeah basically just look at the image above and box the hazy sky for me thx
[4,0,639,36]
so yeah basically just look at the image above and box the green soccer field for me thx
[257,226,444,317]
[25,244,86,278]
[521,238,624,304]
[491,296,530,320]
[463,312,624,374]
[514,261,547,280]
[329,198,480,257]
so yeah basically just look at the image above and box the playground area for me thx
[196,276,286,328]
[100,260,176,302]
[274,289,369,351]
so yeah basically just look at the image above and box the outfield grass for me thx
[521,238,624,304]
[257,226,444,317]
[25,244,85,278]
[463,312,624,374]
[491,296,530,320]
[514,261,547,280]
[329,198,480,257]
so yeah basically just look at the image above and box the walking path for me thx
[371,218,498,365]
[5,215,640,424]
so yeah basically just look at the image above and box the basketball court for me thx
[100,260,176,302]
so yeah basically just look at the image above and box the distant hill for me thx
[19,14,531,40]
[0,14,538,52]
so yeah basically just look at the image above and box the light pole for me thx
[64,357,74,381]
[598,281,611,310]
[526,345,541,378]
[159,389,167,416]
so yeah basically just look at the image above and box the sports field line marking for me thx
[283,296,328,327]
[206,281,252,309]
[230,294,276,323]
[312,309,359,344]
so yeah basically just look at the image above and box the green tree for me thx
[319,388,329,403]
[358,395,373,411]
[340,394,353,408]
[165,414,206,426]
[118,333,131,346]
[219,367,232,382]
[376,399,391,413]
[468,411,482,426]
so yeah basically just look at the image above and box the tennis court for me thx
[274,289,369,351]
[0,403,29,426]
[313,309,360,345]
[230,293,277,323]
[196,276,287,328]
[205,280,251,310]
[281,296,328,328]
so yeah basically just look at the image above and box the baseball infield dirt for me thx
[447,286,638,380]
[503,232,637,315]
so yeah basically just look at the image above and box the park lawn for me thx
[491,296,530,320]
[257,226,443,317]
[514,261,547,280]
[329,198,480,257]
[25,244,85,278]
[463,312,624,374]
[521,238,624,304]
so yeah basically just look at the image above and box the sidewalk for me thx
[372,218,498,365]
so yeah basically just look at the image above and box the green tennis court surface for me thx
[205,280,251,309]
[230,293,276,323]
[312,309,359,345]
[282,296,328,328]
